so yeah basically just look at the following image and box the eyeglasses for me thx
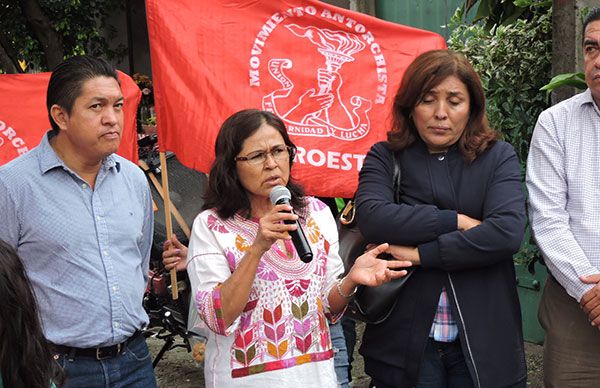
[234,145,295,166]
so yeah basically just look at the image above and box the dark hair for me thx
[0,240,64,388]
[583,8,600,44]
[47,55,119,132]
[388,50,498,162]
[203,109,306,219]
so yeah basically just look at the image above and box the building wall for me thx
[109,0,352,76]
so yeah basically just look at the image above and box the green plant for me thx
[449,7,551,167]
[540,72,586,93]
[463,0,551,31]
[539,8,590,94]
[449,4,552,266]
[132,73,155,127]
[0,0,125,73]
[145,115,156,126]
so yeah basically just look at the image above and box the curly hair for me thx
[203,109,306,219]
[0,240,64,388]
[388,50,498,162]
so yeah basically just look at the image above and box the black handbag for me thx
[337,149,413,324]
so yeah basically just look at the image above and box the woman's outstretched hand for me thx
[347,243,413,287]
[385,244,420,265]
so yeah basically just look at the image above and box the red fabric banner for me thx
[0,71,141,166]
[147,0,446,197]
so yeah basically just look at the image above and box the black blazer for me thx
[355,140,527,388]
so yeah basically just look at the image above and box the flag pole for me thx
[159,151,179,300]
[138,159,191,239]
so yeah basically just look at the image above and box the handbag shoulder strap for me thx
[340,146,402,226]
[391,150,402,204]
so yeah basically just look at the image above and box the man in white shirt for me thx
[526,8,600,387]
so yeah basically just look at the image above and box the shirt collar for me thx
[580,89,600,116]
[38,130,120,174]
[580,88,595,106]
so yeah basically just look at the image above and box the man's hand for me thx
[579,273,600,329]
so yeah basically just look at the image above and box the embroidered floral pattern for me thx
[316,298,331,350]
[291,300,313,353]
[196,284,227,335]
[207,213,228,233]
[235,234,250,252]
[224,249,237,272]
[194,198,343,378]
[256,260,278,281]
[284,278,310,297]
[306,216,321,244]
[263,304,289,359]
[233,321,258,367]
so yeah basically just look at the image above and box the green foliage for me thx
[540,72,586,93]
[537,6,592,94]
[449,4,552,266]
[464,0,551,30]
[0,3,41,70]
[449,7,551,166]
[132,73,155,126]
[0,0,125,72]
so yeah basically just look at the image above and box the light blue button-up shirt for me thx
[0,132,153,347]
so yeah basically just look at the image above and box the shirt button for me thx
[113,322,120,328]
[103,251,109,257]
[82,183,87,189]
[96,215,102,221]
[437,155,445,161]
[112,285,119,292]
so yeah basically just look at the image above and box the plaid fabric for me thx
[429,287,458,342]
[527,89,600,302]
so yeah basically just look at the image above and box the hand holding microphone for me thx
[269,185,313,263]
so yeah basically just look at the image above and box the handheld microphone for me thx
[269,185,313,263]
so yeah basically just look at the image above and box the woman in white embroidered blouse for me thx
[187,109,412,387]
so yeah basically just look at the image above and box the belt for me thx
[51,330,143,361]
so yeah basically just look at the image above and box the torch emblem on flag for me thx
[145,0,447,197]
[262,24,372,141]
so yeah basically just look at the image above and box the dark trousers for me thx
[539,275,600,388]
[56,334,157,388]
[372,338,473,388]
[341,316,357,382]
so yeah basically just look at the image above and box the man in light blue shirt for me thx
[0,56,156,387]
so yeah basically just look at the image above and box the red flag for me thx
[147,0,446,197]
[0,71,141,166]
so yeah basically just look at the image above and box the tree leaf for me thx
[540,72,586,92]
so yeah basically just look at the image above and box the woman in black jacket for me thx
[355,50,526,388]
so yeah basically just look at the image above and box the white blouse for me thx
[187,197,344,387]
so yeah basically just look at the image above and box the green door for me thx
[376,0,465,39]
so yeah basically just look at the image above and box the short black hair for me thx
[203,109,306,219]
[46,55,119,132]
[583,8,600,44]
